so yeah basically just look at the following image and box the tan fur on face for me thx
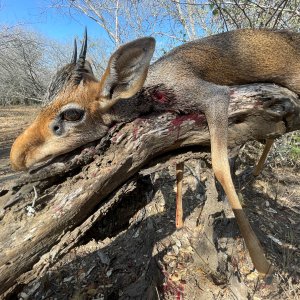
[10,68,146,170]
[10,80,107,170]
[10,121,46,170]
[11,37,154,170]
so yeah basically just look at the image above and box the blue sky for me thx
[0,0,194,59]
[0,0,105,42]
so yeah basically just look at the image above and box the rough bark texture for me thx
[0,83,300,298]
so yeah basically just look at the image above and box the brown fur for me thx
[10,29,300,275]
[10,29,300,170]
[10,81,107,169]
[151,29,300,92]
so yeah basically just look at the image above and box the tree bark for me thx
[0,83,299,296]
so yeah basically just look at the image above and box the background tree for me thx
[0,26,70,105]
[50,0,300,46]
[209,0,300,31]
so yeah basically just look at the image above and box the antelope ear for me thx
[99,37,155,110]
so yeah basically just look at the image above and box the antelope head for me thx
[10,30,155,170]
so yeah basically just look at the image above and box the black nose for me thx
[51,122,64,136]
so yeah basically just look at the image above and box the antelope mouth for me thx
[28,140,99,174]
[29,155,55,173]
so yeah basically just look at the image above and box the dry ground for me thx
[0,106,299,299]
[0,106,38,183]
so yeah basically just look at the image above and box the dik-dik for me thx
[10,29,300,276]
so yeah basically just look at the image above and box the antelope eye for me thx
[61,108,85,122]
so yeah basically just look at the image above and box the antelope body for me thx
[10,29,300,276]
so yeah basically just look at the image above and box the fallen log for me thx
[0,83,299,296]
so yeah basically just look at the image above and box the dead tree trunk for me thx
[0,84,300,297]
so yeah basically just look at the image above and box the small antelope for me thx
[11,28,300,276]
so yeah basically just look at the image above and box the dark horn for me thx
[73,28,88,84]
[71,38,77,64]
[78,27,87,65]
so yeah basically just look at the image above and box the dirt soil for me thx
[0,106,299,299]
[0,106,38,183]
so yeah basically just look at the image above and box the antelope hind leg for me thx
[176,162,184,228]
[205,98,273,277]
[253,139,275,176]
